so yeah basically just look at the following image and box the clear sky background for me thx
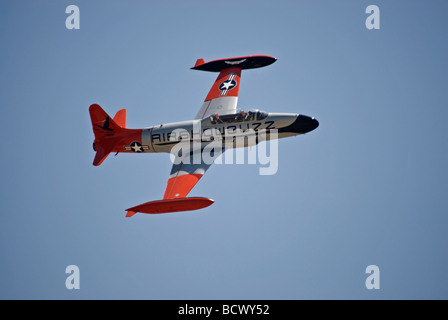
[0,0,447,299]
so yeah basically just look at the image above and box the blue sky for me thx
[0,0,447,299]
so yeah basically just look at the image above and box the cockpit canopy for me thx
[205,109,268,125]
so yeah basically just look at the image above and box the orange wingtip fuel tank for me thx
[125,197,214,217]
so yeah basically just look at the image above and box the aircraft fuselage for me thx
[106,112,318,155]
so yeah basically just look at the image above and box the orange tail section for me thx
[89,104,127,166]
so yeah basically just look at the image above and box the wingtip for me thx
[193,58,205,68]
[125,210,136,218]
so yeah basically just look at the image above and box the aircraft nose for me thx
[294,114,319,134]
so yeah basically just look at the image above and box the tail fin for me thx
[89,104,126,166]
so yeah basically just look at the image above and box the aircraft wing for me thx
[125,148,214,216]
[192,55,276,120]
[163,149,213,199]
[194,66,241,120]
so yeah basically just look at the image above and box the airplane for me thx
[89,55,319,217]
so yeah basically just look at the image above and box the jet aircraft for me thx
[89,55,319,216]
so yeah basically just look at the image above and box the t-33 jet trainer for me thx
[89,55,319,217]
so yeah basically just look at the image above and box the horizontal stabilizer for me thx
[125,197,214,216]
[93,143,114,166]
[113,109,126,128]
